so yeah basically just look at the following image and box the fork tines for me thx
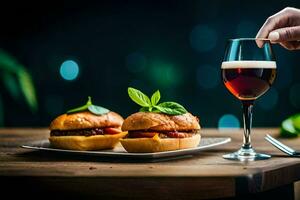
[265,134,297,156]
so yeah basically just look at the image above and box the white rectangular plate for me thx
[21,137,231,159]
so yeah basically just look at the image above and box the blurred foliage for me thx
[0,49,38,126]
[280,114,300,138]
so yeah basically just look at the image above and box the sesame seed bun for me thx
[49,132,128,151]
[49,111,126,150]
[49,111,124,131]
[121,112,200,132]
[120,112,201,153]
[120,134,201,153]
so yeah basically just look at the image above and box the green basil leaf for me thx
[67,96,93,114]
[155,102,187,115]
[67,104,89,114]
[153,106,172,114]
[86,96,92,106]
[128,87,151,107]
[152,106,164,113]
[128,87,189,115]
[88,105,110,115]
[151,90,160,106]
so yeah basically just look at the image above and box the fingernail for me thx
[268,32,280,41]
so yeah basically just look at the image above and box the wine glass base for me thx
[223,147,271,161]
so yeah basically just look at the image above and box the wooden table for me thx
[1,128,300,199]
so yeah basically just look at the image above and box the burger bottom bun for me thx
[49,131,128,151]
[120,134,201,153]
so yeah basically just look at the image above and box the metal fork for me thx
[265,134,300,156]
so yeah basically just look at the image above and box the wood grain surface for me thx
[1,128,300,199]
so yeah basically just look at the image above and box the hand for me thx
[256,7,300,50]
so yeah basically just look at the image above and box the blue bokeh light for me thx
[59,60,79,81]
[218,114,240,129]
[190,24,218,53]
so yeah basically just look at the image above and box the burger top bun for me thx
[122,112,200,132]
[50,111,124,131]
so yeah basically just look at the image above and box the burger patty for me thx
[50,128,104,136]
[127,130,199,139]
[50,127,122,137]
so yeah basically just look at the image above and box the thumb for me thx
[268,26,300,42]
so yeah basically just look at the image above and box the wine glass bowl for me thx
[221,38,276,161]
[222,60,276,100]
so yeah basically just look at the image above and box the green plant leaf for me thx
[67,96,92,114]
[0,50,21,73]
[151,90,160,106]
[128,87,151,107]
[17,69,38,112]
[139,107,150,112]
[67,104,89,114]
[292,114,300,132]
[2,71,20,100]
[128,87,188,115]
[280,117,298,138]
[67,96,109,115]
[88,105,110,115]
[0,49,38,114]
[154,102,187,115]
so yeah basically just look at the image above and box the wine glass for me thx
[221,38,276,161]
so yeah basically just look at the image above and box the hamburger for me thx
[49,97,127,150]
[121,112,201,153]
[120,88,201,153]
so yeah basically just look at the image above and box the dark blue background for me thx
[1,0,300,128]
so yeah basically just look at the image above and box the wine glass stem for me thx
[242,100,254,149]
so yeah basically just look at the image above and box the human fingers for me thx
[268,26,300,42]
[279,41,300,50]
[256,7,296,47]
